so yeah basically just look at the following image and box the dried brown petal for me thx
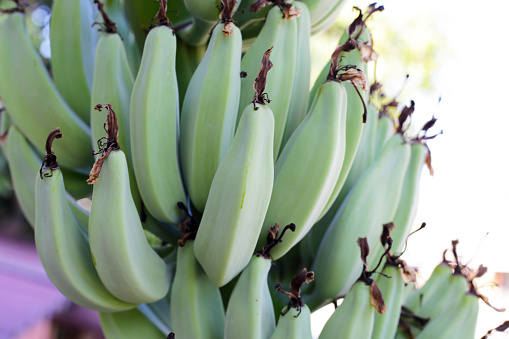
[283,4,302,19]
[381,222,396,247]
[252,47,274,106]
[359,42,378,62]
[327,39,357,81]
[339,68,368,91]
[358,237,369,269]
[223,22,234,36]
[399,262,418,284]
[87,148,112,184]
[250,0,271,13]
[370,281,386,314]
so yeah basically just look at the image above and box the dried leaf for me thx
[370,281,386,314]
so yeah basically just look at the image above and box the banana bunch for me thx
[0,0,497,338]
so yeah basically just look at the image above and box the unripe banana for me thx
[257,78,348,260]
[175,38,206,109]
[193,48,275,287]
[301,0,345,32]
[88,109,170,304]
[99,308,164,339]
[280,1,311,148]
[375,112,396,155]
[170,240,225,339]
[238,4,299,159]
[129,5,186,224]
[35,129,136,312]
[179,1,242,212]
[415,292,479,339]
[271,305,312,339]
[309,133,411,309]
[50,0,98,122]
[391,142,430,253]
[0,12,93,170]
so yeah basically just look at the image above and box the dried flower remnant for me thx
[252,47,274,108]
[359,42,378,62]
[39,128,63,179]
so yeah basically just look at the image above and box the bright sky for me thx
[309,0,509,337]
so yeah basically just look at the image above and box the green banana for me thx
[102,0,142,76]
[301,0,345,32]
[318,238,386,339]
[129,3,186,224]
[0,12,93,170]
[179,0,242,212]
[308,133,411,309]
[99,308,164,339]
[238,4,298,159]
[280,1,311,148]
[88,109,171,304]
[371,259,417,339]
[194,48,275,287]
[307,0,345,34]
[271,305,312,339]
[182,0,222,22]
[170,240,225,339]
[375,112,396,155]
[414,292,479,339]
[224,224,294,339]
[257,75,349,260]
[175,38,206,109]
[50,0,97,122]
[35,129,136,312]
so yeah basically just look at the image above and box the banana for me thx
[170,240,225,339]
[301,0,345,32]
[50,0,98,122]
[179,0,242,212]
[238,3,299,159]
[0,12,93,170]
[272,268,315,339]
[271,305,312,339]
[87,108,171,304]
[194,48,275,287]
[257,64,352,259]
[318,238,386,339]
[35,128,136,312]
[175,38,206,110]
[308,132,411,309]
[102,0,142,76]
[280,1,311,148]
[375,112,396,155]
[414,292,479,339]
[371,259,417,339]
[224,223,295,339]
[99,308,164,339]
[182,0,222,22]
[129,2,186,225]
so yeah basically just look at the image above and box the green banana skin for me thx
[271,305,312,339]
[391,142,429,253]
[175,38,206,110]
[50,0,97,122]
[89,150,171,304]
[374,113,395,155]
[404,261,452,312]
[371,264,407,339]
[99,308,164,339]
[0,13,93,170]
[183,0,222,22]
[194,103,274,287]
[258,80,347,260]
[318,281,375,339]
[170,240,225,339]
[130,24,186,225]
[280,1,312,150]
[224,255,276,339]
[36,166,136,312]
[308,133,411,309]
[301,0,344,32]
[308,0,345,34]
[103,0,142,76]
[177,15,217,46]
[179,21,242,213]
[238,5,298,159]
[415,292,479,339]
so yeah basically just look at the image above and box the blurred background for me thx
[0,0,508,338]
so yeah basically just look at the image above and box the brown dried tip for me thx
[327,39,357,81]
[348,3,384,40]
[94,0,117,33]
[282,4,302,20]
[39,128,62,179]
[252,47,274,108]
[370,281,386,314]
[257,222,296,259]
[338,68,368,91]
[381,222,396,248]
[399,260,418,285]
[87,104,120,184]
[153,0,170,27]
[396,100,415,135]
[250,0,271,13]
[276,268,314,316]
[167,332,176,339]
[220,0,236,35]
[359,42,378,62]
[358,237,370,271]
[480,320,509,339]
[176,202,199,246]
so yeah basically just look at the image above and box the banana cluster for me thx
[0,0,499,338]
